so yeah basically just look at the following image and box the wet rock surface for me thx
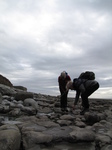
[0,84,112,150]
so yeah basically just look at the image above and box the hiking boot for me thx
[80,108,89,115]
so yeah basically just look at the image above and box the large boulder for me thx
[13,86,27,92]
[0,124,21,150]
[0,74,13,87]
[24,98,38,111]
[0,84,16,96]
[14,92,33,101]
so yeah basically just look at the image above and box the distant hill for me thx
[0,74,13,87]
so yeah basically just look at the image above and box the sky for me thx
[0,0,112,99]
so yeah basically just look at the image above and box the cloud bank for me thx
[0,0,112,99]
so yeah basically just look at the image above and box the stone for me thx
[57,120,72,126]
[22,131,53,149]
[43,126,73,142]
[0,74,13,87]
[21,106,36,115]
[27,145,41,150]
[75,120,86,128]
[70,126,95,142]
[9,108,21,116]
[95,134,111,144]
[102,145,112,150]
[13,86,27,91]
[0,124,21,150]
[0,84,16,96]
[14,91,33,101]
[0,93,2,103]
[22,123,47,132]
[0,88,111,150]
[84,112,106,125]
[60,114,75,120]
[24,98,38,111]
[37,120,60,128]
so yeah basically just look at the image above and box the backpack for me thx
[73,78,82,90]
[78,71,95,80]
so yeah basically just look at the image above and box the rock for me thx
[0,74,13,87]
[70,126,95,142]
[21,106,36,115]
[2,95,12,101]
[92,121,112,135]
[38,107,53,114]
[53,142,95,150]
[95,135,111,145]
[75,120,86,128]
[106,130,112,139]
[22,131,53,149]
[0,93,2,103]
[0,105,10,113]
[60,114,75,121]
[0,88,112,150]
[14,91,33,101]
[16,116,39,123]
[21,123,47,132]
[27,145,41,150]
[2,120,22,125]
[2,99,11,105]
[24,98,38,111]
[13,85,27,91]
[57,120,72,126]
[0,116,4,125]
[0,84,16,96]
[9,108,21,116]
[37,120,60,128]
[84,112,106,125]
[102,145,112,150]
[0,124,21,150]
[43,126,73,142]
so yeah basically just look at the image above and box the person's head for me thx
[60,71,67,79]
[66,81,74,90]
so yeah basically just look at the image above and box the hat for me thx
[66,81,73,90]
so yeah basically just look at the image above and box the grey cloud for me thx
[0,0,112,98]
[57,0,112,13]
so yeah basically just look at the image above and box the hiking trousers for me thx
[81,82,99,108]
[60,91,68,109]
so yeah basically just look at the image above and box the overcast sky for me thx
[0,0,112,99]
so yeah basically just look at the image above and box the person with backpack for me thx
[58,71,71,112]
[66,71,99,115]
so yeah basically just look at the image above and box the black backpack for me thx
[78,71,95,80]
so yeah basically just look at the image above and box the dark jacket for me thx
[58,75,71,93]
[73,78,99,105]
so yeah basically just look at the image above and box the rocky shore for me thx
[0,84,112,150]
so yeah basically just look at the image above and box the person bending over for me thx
[66,78,99,115]
[58,71,71,112]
